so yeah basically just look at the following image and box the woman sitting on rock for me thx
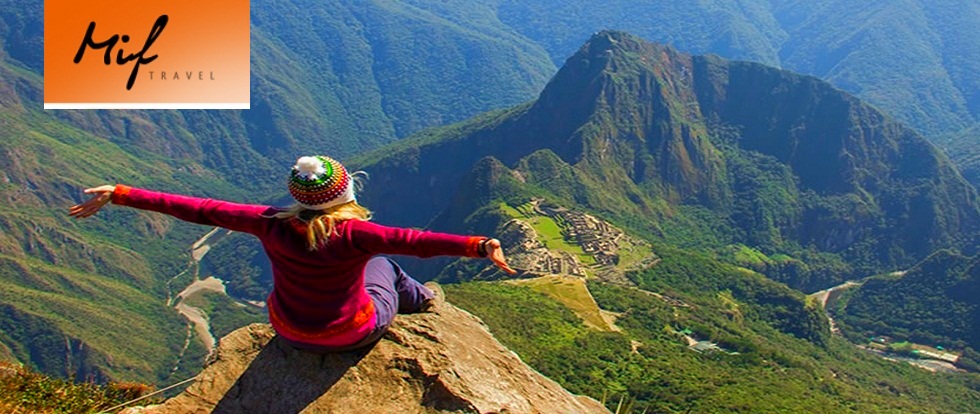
[69,155,515,352]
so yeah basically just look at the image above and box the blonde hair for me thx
[271,201,372,250]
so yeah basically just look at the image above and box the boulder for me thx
[124,300,608,413]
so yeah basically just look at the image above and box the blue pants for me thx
[365,256,432,328]
[285,256,432,352]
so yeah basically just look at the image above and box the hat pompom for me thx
[295,156,326,180]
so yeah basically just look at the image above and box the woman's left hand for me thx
[69,185,116,219]
[485,238,517,274]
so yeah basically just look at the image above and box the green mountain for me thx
[495,0,980,140]
[837,250,980,369]
[2,0,554,178]
[392,31,980,409]
[0,0,556,383]
[249,0,554,143]
[355,31,980,292]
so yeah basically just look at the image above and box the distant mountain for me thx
[355,31,980,291]
[496,0,980,140]
[1,0,554,182]
[0,0,555,383]
[249,0,554,144]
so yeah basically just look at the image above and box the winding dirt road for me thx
[168,228,227,370]
[174,276,225,354]
[809,281,861,335]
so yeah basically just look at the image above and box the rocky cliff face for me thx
[123,300,608,414]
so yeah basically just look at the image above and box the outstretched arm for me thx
[349,220,516,274]
[69,184,273,235]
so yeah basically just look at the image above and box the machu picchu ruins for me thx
[498,199,656,284]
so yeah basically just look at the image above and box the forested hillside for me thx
[837,251,980,370]
[447,270,980,412]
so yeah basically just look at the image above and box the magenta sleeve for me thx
[111,185,273,234]
[347,220,485,258]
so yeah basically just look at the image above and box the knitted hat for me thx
[288,156,355,210]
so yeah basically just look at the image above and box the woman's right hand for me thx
[485,238,517,274]
[69,185,116,219]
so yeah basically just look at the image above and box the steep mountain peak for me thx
[123,300,608,414]
[559,30,682,73]
[358,31,979,288]
[527,30,723,205]
[534,31,695,128]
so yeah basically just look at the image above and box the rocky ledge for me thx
[124,298,608,414]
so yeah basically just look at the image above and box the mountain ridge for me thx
[497,0,980,139]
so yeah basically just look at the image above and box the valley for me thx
[162,226,265,378]
[809,280,862,335]
[810,278,965,373]
[813,264,980,375]
[170,228,228,355]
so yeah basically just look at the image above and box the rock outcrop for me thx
[124,300,608,414]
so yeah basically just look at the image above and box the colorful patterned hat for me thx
[288,156,355,210]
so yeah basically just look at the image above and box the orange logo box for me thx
[44,0,249,109]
